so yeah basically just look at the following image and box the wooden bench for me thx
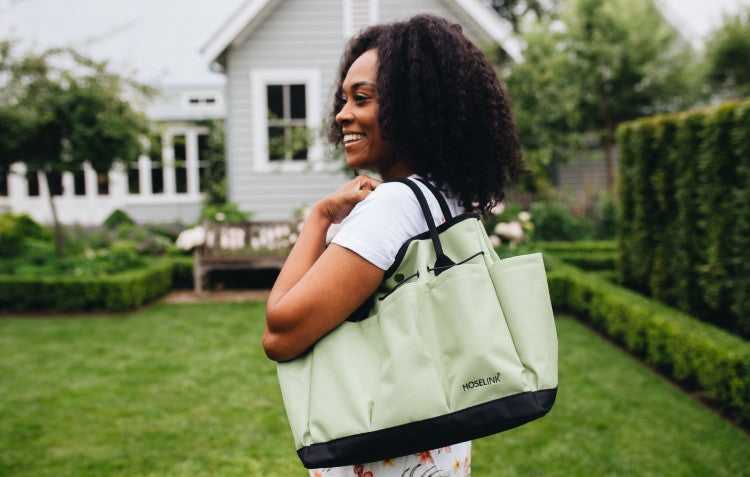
[192,220,297,293]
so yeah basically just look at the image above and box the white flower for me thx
[518,211,531,222]
[175,226,206,250]
[494,221,525,243]
[491,202,506,216]
[489,235,501,247]
[215,212,226,221]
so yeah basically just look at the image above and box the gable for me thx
[203,0,521,70]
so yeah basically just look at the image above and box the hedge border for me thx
[546,256,750,426]
[0,259,174,312]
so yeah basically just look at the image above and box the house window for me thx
[97,172,109,195]
[127,164,140,194]
[46,171,63,196]
[0,168,8,196]
[151,161,164,194]
[267,84,308,161]
[182,92,222,110]
[74,169,86,196]
[27,170,40,196]
[173,135,188,194]
[198,134,209,193]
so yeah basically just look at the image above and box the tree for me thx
[484,0,559,34]
[704,7,750,99]
[506,0,701,190]
[0,40,152,256]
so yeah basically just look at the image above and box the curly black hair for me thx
[327,14,524,215]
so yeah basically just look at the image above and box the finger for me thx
[357,175,381,191]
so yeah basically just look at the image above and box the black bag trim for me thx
[384,212,479,280]
[297,387,557,469]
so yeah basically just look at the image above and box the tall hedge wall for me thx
[617,100,750,336]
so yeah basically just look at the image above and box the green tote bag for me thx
[277,178,558,469]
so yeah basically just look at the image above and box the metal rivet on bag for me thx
[394,273,405,282]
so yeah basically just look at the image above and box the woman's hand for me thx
[316,174,381,224]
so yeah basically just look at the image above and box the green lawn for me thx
[1,304,748,476]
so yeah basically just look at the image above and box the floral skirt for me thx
[308,441,471,477]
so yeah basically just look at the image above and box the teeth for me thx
[344,133,365,143]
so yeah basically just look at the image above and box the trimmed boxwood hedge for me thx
[536,241,617,271]
[0,259,174,312]
[546,256,750,426]
[617,99,750,335]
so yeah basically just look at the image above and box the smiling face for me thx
[335,49,409,179]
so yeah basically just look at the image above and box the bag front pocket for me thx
[370,286,450,430]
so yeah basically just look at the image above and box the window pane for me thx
[97,173,109,195]
[27,171,39,196]
[291,126,309,160]
[127,167,139,194]
[74,169,86,196]
[0,168,7,196]
[198,134,209,193]
[173,135,186,161]
[152,164,163,194]
[199,164,207,193]
[198,134,209,158]
[46,170,63,196]
[268,126,285,161]
[175,162,187,194]
[267,85,284,120]
[290,84,306,119]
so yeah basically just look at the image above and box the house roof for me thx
[201,0,522,68]
[0,0,246,87]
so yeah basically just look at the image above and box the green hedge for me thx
[617,99,750,335]
[537,241,617,271]
[171,256,194,290]
[547,257,750,426]
[0,260,174,312]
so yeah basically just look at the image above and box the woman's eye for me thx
[354,95,368,103]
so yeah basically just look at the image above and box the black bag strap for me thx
[414,177,452,221]
[388,177,455,275]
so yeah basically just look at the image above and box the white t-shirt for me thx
[331,175,463,270]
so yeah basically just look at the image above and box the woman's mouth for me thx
[344,133,365,144]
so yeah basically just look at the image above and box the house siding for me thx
[379,0,490,45]
[226,0,347,220]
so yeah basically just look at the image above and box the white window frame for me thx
[251,69,322,172]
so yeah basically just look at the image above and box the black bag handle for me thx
[414,177,452,221]
[388,177,455,275]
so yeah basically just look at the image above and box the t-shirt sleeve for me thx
[330,182,423,270]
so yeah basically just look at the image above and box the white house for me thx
[203,0,521,220]
[0,0,244,224]
[0,0,520,224]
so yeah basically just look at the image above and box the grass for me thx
[1,304,749,476]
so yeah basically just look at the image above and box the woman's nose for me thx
[335,103,353,125]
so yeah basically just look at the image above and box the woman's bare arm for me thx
[263,175,384,361]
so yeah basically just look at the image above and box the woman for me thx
[264,14,524,476]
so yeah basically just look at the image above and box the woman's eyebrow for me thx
[349,81,376,90]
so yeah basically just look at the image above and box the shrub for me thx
[0,213,48,258]
[102,209,135,230]
[546,258,750,426]
[530,201,593,241]
[200,202,252,223]
[0,260,174,312]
